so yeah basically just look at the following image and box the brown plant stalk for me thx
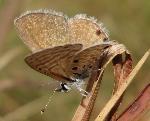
[107,53,132,121]
[72,43,131,121]
[0,0,21,48]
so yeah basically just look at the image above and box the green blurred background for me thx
[0,0,149,121]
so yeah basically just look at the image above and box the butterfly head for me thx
[55,83,71,92]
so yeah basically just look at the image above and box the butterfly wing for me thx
[25,44,83,82]
[68,15,109,49]
[14,9,111,82]
[67,44,110,80]
[14,9,70,51]
[14,9,110,51]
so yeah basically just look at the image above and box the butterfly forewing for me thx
[68,15,109,49]
[25,44,83,82]
[14,10,69,51]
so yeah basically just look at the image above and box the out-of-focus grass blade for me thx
[2,96,47,121]
[0,47,22,71]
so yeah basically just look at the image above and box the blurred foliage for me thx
[0,0,149,121]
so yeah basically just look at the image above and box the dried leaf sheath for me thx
[117,84,150,121]
[107,53,132,121]
[106,54,123,121]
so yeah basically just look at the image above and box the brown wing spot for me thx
[96,30,108,41]
[96,29,102,35]
[103,37,108,41]
[89,65,92,69]
[72,67,78,70]
[73,59,79,63]
[104,46,110,49]
[38,68,42,71]
[83,65,86,68]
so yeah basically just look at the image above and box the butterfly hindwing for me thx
[68,44,110,79]
[25,44,83,82]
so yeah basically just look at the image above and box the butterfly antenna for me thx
[41,90,56,114]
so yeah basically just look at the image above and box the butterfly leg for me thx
[78,88,89,97]
[73,82,89,97]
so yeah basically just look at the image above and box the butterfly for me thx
[14,9,112,95]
